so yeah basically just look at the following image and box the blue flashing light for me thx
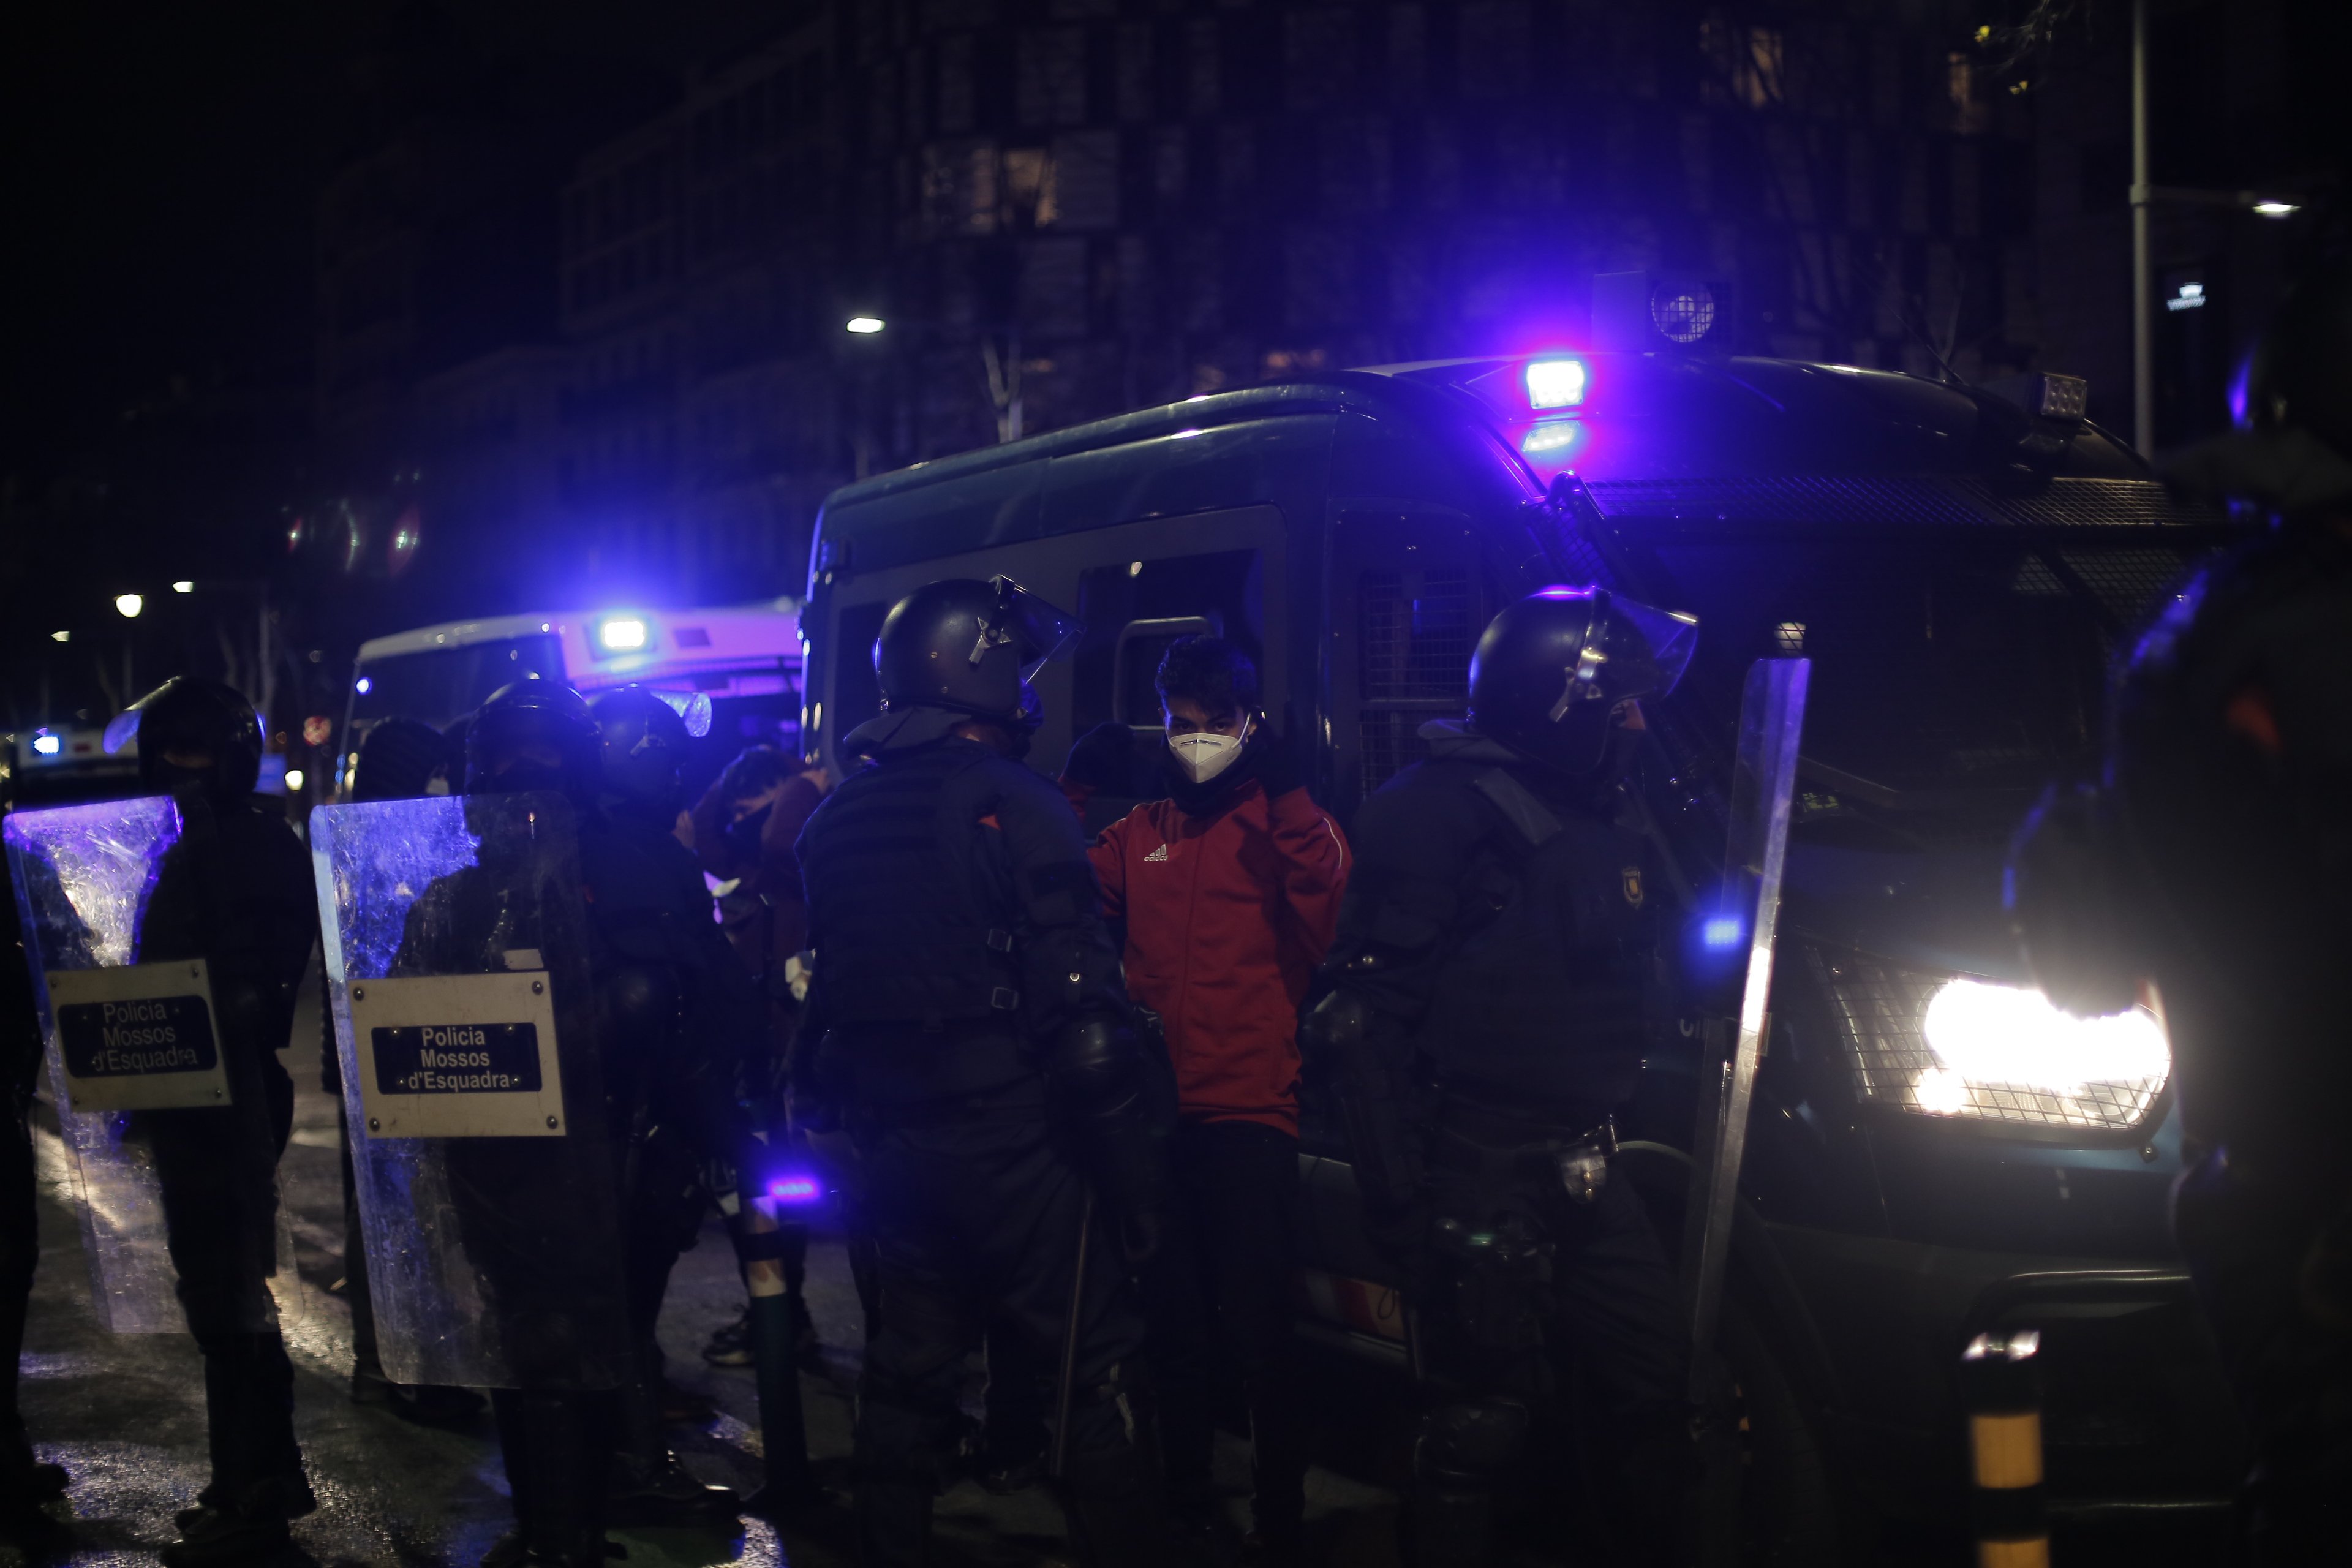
[354,676,372,695]
[1525,357,1589,410]
[31,733,61,757]
[1701,916,1744,951]
[1521,422,1585,458]
[597,616,649,654]
[768,1175,823,1205]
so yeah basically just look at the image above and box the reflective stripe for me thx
[1970,1412,2043,1489]
[1976,1538,2049,1568]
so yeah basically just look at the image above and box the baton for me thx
[1049,1186,1096,1481]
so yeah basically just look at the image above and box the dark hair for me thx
[717,745,798,803]
[1154,636,1260,720]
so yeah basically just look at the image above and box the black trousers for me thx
[0,1097,38,1477]
[853,1086,1155,1566]
[1411,1122,1690,1567]
[146,1046,301,1497]
[1137,1118,1310,1534]
[2174,1148,2352,1562]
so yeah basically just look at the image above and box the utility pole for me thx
[2130,0,2154,458]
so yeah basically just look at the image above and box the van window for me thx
[1072,549,1265,731]
[830,601,889,739]
[1330,511,1517,810]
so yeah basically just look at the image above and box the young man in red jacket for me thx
[1065,637,1349,1560]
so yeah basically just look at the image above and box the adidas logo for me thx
[1144,843,1169,862]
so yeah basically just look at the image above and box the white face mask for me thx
[1167,716,1251,785]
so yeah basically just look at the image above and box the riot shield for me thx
[311,790,628,1390]
[4,796,299,1333]
[1678,658,1809,1395]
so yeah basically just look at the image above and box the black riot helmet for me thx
[351,717,453,802]
[466,677,603,801]
[1467,587,1698,777]
[873,575,1082,729]
[589,685,712,820]
[2165,261,2352,517]
[126,677,265,804]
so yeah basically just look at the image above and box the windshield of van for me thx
[352,635,565,733]
[1637,533,2206,810]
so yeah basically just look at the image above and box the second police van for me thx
[795,274,2247,1555]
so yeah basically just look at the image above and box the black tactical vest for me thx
[799,739,1025,1030]
[1414,763,1659,1115]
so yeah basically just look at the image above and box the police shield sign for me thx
[347,968,565,1137]
[48,959,229,1112]
[6,799,235,1114]
[311,790,629,1390]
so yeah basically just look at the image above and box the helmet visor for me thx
[1614,595,1700,698]
[989,576,1084,671]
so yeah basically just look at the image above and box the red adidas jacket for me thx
[1085,780,1349,1134]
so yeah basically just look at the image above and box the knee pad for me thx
[1415,1398,1530,1487]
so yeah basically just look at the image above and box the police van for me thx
[796,276,2247,1551]
[339,598,804,796]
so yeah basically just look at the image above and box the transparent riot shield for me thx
[4,796,301,1333]
[311,790,628,1390]
[1678,658,1809,1396]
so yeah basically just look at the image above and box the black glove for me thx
[1063,720,1144,796]
[1242,723,1302,799]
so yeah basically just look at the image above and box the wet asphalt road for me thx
[5,963,1404,1568]
[7,960,2227,1567]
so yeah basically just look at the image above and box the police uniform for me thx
[115,679,321,1566]
[796,576,1167,1567]
[1311,589,1702,1568]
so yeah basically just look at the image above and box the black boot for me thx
[743,1291,820,1513]
[607,1369,736,1527]
[512,1391,613,1568]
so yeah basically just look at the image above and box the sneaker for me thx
[175,1472,315,1532]
[701,1306,753,1367]
[160,1491,292,1568]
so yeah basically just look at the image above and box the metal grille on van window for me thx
[1358,569,1477,794]
[1360,570,1476,702]
[1809,948,2167,1132]
[2053,548,2199,639]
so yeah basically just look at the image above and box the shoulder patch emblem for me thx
[1621,866,1644,908]
[1144,843,1169,863]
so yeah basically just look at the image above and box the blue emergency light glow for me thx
[768,1176,823,1204]
[1701,916,1744,951]
[1521,423,1585,458]
[354,676,372,695]
[597,617,649,653]
[32,733,61,756]
[1525,358,1589,410]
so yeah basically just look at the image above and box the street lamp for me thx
[115,594,144,619]
[172,580,195,594]
[845,315,886,334]
[2128,0,2302,454]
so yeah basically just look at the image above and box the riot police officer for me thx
[2010,262,2352,1560]
[584,685,781,1518]
[133,677,320,1566]
[795,576,1169,1566]
[1308,588,1702,1568]
[451,679,739,1562]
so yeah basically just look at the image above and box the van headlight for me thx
[1816,956,2170,1132]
